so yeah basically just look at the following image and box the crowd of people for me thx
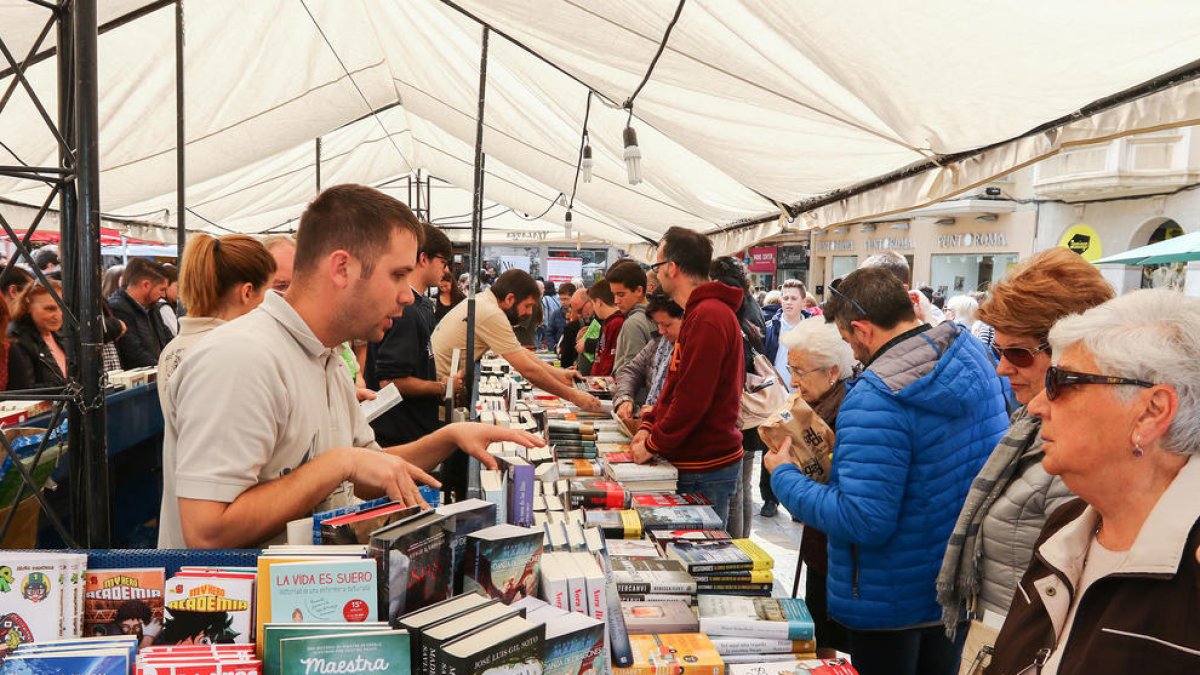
[5,182,1197,673]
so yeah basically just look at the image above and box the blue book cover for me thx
[461,524,543,604]
[507,464,535,527]
[0,650,129,675]
[268,559,378,624]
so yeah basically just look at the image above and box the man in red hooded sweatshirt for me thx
[631,227,745,526]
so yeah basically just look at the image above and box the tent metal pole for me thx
[315,137,321,193]
[57,0,87,546]
[73,0,111,547]
[414,169,422,221]
[464,26,489,411]
[175,0,185,266]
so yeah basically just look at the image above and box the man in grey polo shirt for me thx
[160,184,540,549]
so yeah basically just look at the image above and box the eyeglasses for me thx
[991,342,1051,368]
[649,260,670,272]
[1044,366,1154,401]
[827,284,868,318]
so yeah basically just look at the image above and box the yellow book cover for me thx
[613,633,725,675]
[696,569,774,584]
[619,509,644,539]
[732,539,774,572]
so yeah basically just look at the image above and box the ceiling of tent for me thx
[1,0,1199,254]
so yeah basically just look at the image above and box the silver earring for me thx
[1133,436,1144,458]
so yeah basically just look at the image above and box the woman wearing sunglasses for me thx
[986,289,1200,674]
[937,248,1113,671]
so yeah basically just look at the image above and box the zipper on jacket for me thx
[851,544,861,599]
[1033,646,1051,674]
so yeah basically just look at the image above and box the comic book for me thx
[161,574,256,645]
[84,568,166,642]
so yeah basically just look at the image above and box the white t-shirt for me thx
[158,292,378,548]
[1042,537,1128,675]
[430,290,522,379]
[157,316,226,420]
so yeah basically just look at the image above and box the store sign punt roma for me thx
[937,232,1008,248]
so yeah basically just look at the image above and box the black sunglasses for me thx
[827,284,868,318]
[991,342,1050,368]
[1044,366,1154,401]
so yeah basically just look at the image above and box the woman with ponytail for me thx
[157,234,276,414]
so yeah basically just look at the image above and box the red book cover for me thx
[632,493,712,508]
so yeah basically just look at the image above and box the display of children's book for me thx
[0,551,88,649]
[460,524,543,604]
[83,568,165,645]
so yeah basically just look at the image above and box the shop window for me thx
[831,256,858,281]
[549,248,608,285]
[930,254,1019,298]
[1140,220,1186,290]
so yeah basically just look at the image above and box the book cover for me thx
[667,539,774,574]
[83,568,166,644]
[461,524,543,604]
[707,636,818,656]
[310,496,391,545]
[267,559,377,624]
[726,657,859,675]
[630,492,711,508]
[0,556,67,647]
[395,593,492,673]
[543,611,604,675]
[1,650,129,674]
[636,505,722,532]
[278,630,409,675]
[319,502,419,545]
[416,601,514,674]
[603,455,678,483]
[620,599,699,634]
[692,570,774,584]
[606,540,660,559]
[507,462,536,528]
[697,596,815,641]
[610,558,695,595]
[612,633,724,675]
[556,459,602,478]
[262,623,388,675]
[618,593,695,607]
[162,575,256,645]
[582,509,642,539]
[648,529,731,546]
[436,499,499,594]
[368,510,454,625]
[439,615,544,675]
[565,480,630,510]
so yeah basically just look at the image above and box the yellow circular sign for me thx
[1059,224,1103,262]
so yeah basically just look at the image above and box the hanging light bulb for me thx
[557,193,569,208]
[581,142,594,183]
[564,209,573,239]
[623,125,642,185]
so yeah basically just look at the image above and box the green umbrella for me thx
[1094,230,1200,265]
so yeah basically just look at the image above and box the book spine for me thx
[688,562,754,574]
[618,592,696,606]
[508,465,535,527]
[697,618,789,640]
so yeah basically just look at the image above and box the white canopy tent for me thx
[2,0,1200,256]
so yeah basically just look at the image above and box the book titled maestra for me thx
[279,630,409,675]
[267,559,378,624]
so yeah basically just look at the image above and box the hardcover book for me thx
[610,558,696,595]
[565,480,631,510]
[556,459,602,478]
[395,593,492,673]
[697,596,815,641]
[612,633,724,675]
[368,510,455,625]
[543,610,605,675]
[620,599,699,634]
[630,492,711,508]
[83,568,166,643]
[278,630,409,675]
[460,524,544,604]
[318,502,419,545]
[636,505,723,532]
[416,601,515,674]
[436,499,499,594]
[439,615,544,675]
[267,559,377,624]
[161,574,255,645]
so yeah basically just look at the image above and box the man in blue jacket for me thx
[765,266,1008,675]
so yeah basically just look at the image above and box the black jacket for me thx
[7,319,66,390]
[108,288,170,369]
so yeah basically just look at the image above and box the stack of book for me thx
[161,566,258,646]
[613,633,725,675]
[727,658,860,674]
[611,557,696,606]
[574,376,615,399]
[515,597,605,675]
[0,551,87,648]
[697,595,817,664]
[602,452,678,493]
[537,549,606,620]
[0,636,138,673]
[664,538,775,597]
[398,593,544,675]
[635,504,724,532]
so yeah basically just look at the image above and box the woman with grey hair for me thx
[770,318,857,658]
[987,289,1200,675]
[944,294,978,327]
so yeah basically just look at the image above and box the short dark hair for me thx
[605,259,647,294]
[709,256,749,291]
[781,278,806,296]
[645,292,683,319]
[294,184,423,278]
[859,250,911,286]
[587,278,615,305]
[122,257,167,288]
[824,266,916,331]
[0,266,33,295]
[159,263,179,284]
[489,269,539,304]
[419,222,453,262]
[543,280,557,296]
[660,226,712,279]
[558,282,577,297]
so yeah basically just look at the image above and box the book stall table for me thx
[0,357,856,675]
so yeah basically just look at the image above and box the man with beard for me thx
[160,185,542,549]
[430,269,601,411]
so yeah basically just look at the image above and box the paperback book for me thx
[543,610,604,675]
[565,480,631,510]
[439,615,544,675]
[697,596,815,641]
[460,524,544,604]
[278,630,409,675]
[436,499,499,594]
[636,505,723,532]
[620,599,699,634]
[367,510,455,625]
[162,574,256,645]
[612,633,724,675]
[318,502,419,545]
[610,558,696,595]
[665,538,774,574]
[582,509,642,539]
[267,559,377,623]
[262,623,389,675]
[83,568,166,643]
